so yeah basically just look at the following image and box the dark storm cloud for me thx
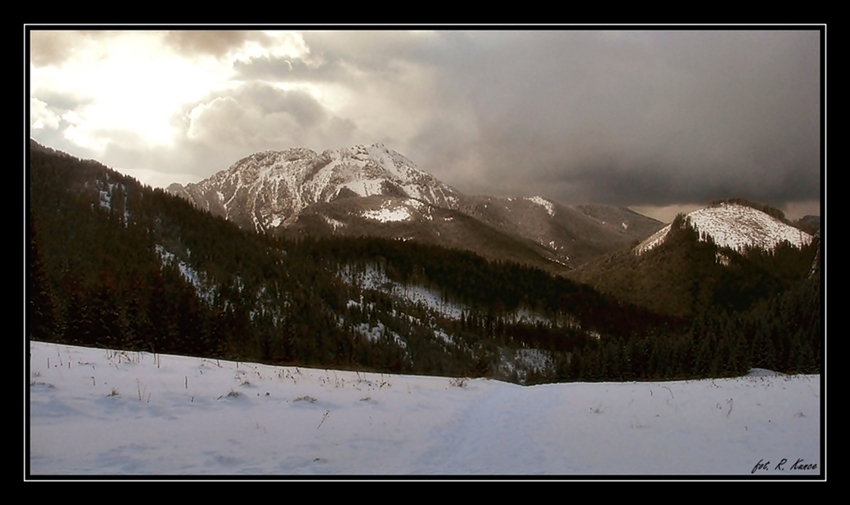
[235,29,819,214]
[299,30,448,70]
[403,30,821,211]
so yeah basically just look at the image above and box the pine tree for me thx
[27,215,57,341]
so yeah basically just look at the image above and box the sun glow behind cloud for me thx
[30,31,314,154]
[31,32,228,150]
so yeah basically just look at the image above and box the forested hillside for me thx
[573,212,819,319]
[27,141,822,383]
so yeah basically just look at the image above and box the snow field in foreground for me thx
[28,342,821,477]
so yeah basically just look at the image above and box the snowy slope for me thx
[28,342,822,477]
[167,143,461,233]
[636,203,813,255]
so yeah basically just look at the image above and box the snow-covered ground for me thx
[27,342,822,478]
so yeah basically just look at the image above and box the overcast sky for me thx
[28,28,822,222]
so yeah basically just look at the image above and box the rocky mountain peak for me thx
[166,143,462,233]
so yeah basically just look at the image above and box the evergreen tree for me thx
[27,215,57,341]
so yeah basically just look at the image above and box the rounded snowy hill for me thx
[635,202,813,255]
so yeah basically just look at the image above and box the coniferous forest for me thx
[26,141,822,384]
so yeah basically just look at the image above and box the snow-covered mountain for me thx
[571,200,820,319]
[167,143,462,234]
[168,143,664,270]
[635,202,813,256]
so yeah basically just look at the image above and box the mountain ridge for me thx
[167,142,664,270]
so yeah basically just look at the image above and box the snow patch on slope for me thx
[525,196,555,217]
[360,199,435,223]
[323,215,346,230]
[635,226,671,255]
[154,245,213,302]
[362,202,413,223]
[340,265,466,320]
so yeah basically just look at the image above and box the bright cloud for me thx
[31,32,235,150]
[30,98,60,130]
